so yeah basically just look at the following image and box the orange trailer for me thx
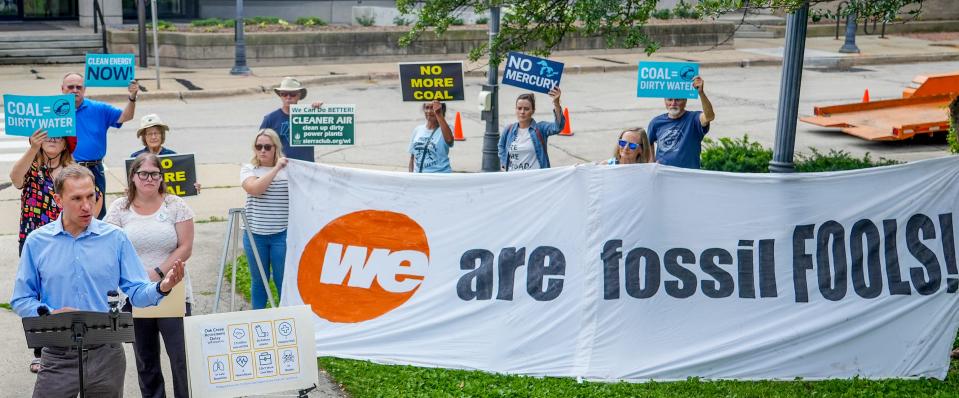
[800,72,958,141]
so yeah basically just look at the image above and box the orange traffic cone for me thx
[862,89,870,103]
[453,111,465,141]
[560,107,573,136]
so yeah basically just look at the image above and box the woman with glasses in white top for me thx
[105,152,194,398]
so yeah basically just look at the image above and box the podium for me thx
[22,310,135,398]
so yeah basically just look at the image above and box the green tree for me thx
[396,0,925,63]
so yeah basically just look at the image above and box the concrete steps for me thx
[0,33,103,65]
[718,10,783,39]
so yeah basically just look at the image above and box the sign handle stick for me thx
[150,0,161,89]
[230,215,238,312]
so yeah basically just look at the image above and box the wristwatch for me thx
[155,266,165,279]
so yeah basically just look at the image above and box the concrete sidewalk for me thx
[0,35,957,102]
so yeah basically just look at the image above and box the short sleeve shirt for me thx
[260,109,315,162]
[240,164,289,235]
[647,110,709,169]
[408,124,452,173]
[73,99,123,161]
[506,128,541,171]
[104,195,195,303]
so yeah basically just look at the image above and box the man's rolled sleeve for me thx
[116,233,163,307]
[11,242,43,318]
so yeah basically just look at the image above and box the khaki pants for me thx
[34,344,125,398]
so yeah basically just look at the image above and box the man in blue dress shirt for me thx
[62,72,139,219]
[11,165,185,398]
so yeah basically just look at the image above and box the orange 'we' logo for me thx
[298,210,430,323]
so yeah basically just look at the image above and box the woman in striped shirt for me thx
[240,129,289,309]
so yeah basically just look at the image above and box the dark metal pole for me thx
[839,9,860,53]
[769,2,809,173]
[230,0,252,75]
[137,0,147,68]
[480,5,501,172]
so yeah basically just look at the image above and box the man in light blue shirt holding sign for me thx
[646,76,716,169]
[12,165,185,397]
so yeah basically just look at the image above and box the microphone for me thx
[107,290,120,331]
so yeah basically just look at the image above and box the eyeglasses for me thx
[278,92,299,98]
[255,144,274,152]
[135,171,162,181]
[43,137,64,143]
[144,131,163,137]
[618,140,640,150]
[65,84,84,90]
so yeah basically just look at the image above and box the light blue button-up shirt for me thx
[11,217,163,318]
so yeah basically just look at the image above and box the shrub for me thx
[700,135,773,173]
[701,135,901,173]
[475,16,488,24]
[190,17,224,27]
[451,17,465,26]
[147,20,176,31]
[356,14,376,27]
[393,16,411,26]
[948,97,958,154]
[652,8,672,20]
[295,16,327,26]
[672,0,702,19]
[245,16,284,25]
[794,148,900,172]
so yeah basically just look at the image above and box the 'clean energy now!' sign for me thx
[290,104,356,146]
[2,94,76,137]
[636,61,700,99]
[502,52,564,94]
[84,54,136,87]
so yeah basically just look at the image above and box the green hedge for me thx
[948,97,958,154]
[701,135,900,173]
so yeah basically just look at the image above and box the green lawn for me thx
[225,255,959,397]
[319,353,959,398]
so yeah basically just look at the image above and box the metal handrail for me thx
[92,0,108,53]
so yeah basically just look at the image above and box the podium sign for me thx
[184,305,318,397]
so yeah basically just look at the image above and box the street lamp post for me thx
[230,0,252,75]
[839,10,860,54]
[769,2,809,173]
[480,5,501,172]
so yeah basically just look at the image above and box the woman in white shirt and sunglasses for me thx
[240,129,289,309]
[606,127,654,165]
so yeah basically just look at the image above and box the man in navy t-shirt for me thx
[647,76,715,169]
[260,77,324,162]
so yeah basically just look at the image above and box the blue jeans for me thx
[242,230,286,309]
[84,163,106,219]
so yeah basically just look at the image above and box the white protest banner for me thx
[283,158,959,382]
[184,306,318,397]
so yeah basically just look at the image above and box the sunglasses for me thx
[618,140,640,150]
[43,137,65,143]
[255,144,274,151]
[65,84,84,90]
[135,171,162,181]
[278,92,299,98]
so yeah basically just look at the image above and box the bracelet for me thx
[129,95,137,102]
[154,266,165,279]
[156,282,170,296]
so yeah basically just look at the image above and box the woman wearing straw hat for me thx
[131,113,176,157]
[130,114,202,193]
[260,77,324,162]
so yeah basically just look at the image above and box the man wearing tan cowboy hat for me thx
[260,77,324,162]
[131,114,175,157]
